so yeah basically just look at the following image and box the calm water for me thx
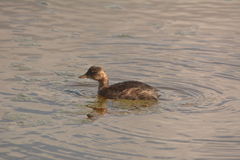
[1,0,240,159]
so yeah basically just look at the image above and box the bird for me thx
[79,66,159,101]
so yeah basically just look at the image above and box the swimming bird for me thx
[79,66,159,101]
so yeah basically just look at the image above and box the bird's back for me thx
[98,81,159,100]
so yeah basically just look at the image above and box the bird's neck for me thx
[98,74,109,91]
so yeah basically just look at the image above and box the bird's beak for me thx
[79,74,88,79]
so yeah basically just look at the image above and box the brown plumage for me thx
[79,66,159,101]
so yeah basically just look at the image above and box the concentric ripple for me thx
[157,80,226,114]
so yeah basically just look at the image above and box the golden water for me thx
[0,0,240,159]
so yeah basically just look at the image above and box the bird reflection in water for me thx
[86,96,108,120]
[85,96,158,120]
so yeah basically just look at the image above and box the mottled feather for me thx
[99,81,159,100]
[80,66,159,101]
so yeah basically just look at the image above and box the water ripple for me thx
[157,80,227,114]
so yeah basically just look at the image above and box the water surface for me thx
[0,0,240,159]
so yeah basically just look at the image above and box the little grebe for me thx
[79,66,159,101]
